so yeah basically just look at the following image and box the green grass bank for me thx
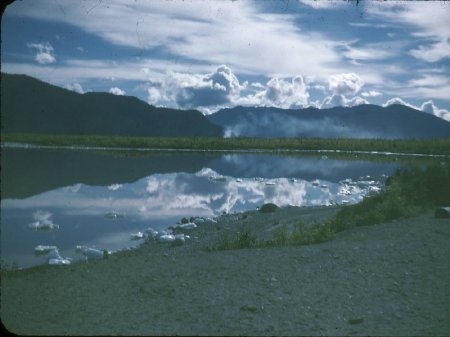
[2,133,450,155]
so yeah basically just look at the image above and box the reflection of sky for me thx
[3,169,379,218]
[1,167,384,268]
[208,154,400,182]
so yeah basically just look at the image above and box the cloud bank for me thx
[147,65,242,113]
[146,66,376,114]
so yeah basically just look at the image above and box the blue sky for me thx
[2,0,449,120]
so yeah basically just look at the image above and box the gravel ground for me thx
[1,206,449,336]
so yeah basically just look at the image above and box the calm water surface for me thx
[1,147,417,268]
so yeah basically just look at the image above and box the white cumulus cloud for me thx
[246,76,309,109]
[320,94,369,109]
[420,100,450,122]
[66,82,85,94]
[383,97,450,122]
[328,73,364,96]
[27,42,56,64]
[145,66,313,113]
[382,97,417,109]
[146,65,243,113]
[109,87,126,95]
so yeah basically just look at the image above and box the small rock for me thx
[158,234,176,243]
[143,227,158,239]
[34,245,58,256]
[28,220,59,231]
[130,231,144,240]
[175,222,197,230]
[48,258,71,266]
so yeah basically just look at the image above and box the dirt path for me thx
[1,207,449,335]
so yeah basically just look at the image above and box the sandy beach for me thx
[1,206,450,336]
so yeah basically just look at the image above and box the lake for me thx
[0,146,438,268]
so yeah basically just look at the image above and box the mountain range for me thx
[207,105,450,139]
[1,73,222,137]
[2,72,450,139]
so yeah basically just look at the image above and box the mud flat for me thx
[1,206,450,336]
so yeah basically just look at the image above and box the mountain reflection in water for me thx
[1,147,405,268]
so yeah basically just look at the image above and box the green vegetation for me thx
[267,222,335,246]
[209,221,335,251]
[2,133,450,155]
[329,163,450,232]
[0,260,19,273]
[210,164,450,251]
[213,231,259,250]
[259,203,279,213]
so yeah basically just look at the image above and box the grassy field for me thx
[2,133,450,155]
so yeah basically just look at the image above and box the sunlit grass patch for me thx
[265,221,334,247]
[211,230,259,251]
[209,221,334,251]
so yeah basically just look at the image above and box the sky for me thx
[1,0,450,121]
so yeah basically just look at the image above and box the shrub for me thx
[213,230,258,250]
[264,221,334,248]
[259,203,279,213]
[271,224,289,245]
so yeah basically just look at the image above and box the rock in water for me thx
[48,258,71,265]
[143,227,158,239]
[34,245,58,256]
[130,231,144,240]
[45,248,71,265]
[157,234,176,243]
[28,220,59,230]
[77,247,109,260]
[175,222,197,230]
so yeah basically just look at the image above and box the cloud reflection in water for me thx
[1,166,386,268]
[3,168,381,219]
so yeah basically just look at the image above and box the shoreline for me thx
[2,206,450,335]
[3,205,343,272]
[2,133,450,157]
[2,141,449,158]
